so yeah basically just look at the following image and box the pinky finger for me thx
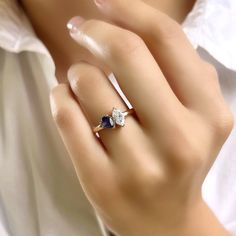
[49,83,111,185]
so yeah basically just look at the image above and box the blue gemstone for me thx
[101,116,114,128]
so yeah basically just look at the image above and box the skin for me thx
[19,0,234,235]
[20,0,195,83]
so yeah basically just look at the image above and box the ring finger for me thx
[67,61,146,159]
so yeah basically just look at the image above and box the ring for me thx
[93,107,134,133]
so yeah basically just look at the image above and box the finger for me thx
[67,17,185,134]
[49,83,110,182]
[67,62,145,158]
[93,0,220,113]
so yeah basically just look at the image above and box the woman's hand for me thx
[49,0,234,235]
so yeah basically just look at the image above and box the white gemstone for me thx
[112,108,125,126]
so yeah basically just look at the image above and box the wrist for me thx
[174,199,230,236]
[117,198,230,236]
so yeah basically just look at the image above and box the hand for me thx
[49,0,234,235]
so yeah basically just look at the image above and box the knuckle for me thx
[136,166,163,188]
[204,63,218,77]
[211,108,235,138]
[121,162,164,194]
[51,105,73,128]
[50,83,68,97]
[200,62,234,137]
[109,30,145,59]
[174,147,203,170]
[151,17,183,42]
[178,148,204,170]
[50,84,72,127]
[68,62,103,94]
[202,62,219,82]
[166,130,204,171]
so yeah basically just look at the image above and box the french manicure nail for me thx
[67,16,85,34]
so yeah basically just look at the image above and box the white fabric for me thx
[0,0,235,235]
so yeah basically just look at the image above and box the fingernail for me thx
[67,16,85,34]
[94,0,105,7]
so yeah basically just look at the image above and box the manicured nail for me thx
[67,16,85,34]
[94,0,105,7]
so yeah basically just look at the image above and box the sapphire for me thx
[101,115,115,128]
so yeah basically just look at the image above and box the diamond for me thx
[101,115,115,128]
[112,108,125,126]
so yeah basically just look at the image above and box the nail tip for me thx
[66,22,73,30]
[66,16,85,32]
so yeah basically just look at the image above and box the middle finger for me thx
[67,17,186,133]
